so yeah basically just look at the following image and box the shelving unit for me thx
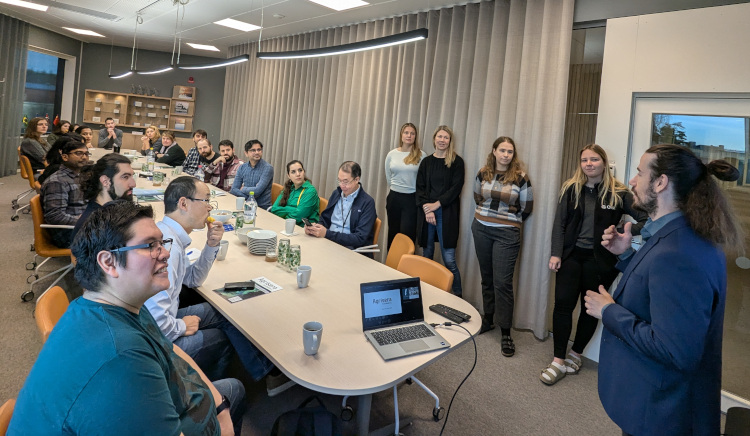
[83,88,197,131]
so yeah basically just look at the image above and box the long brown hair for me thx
[24,117,48,145]
[432,125,457,168]
[280,160,309,207]
[479,136,526,184]
[559,144,627,209]
[647,144,744,252]
[397,123,422,165]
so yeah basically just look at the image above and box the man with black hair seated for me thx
[8,201,246,435]
[305,161,377,252]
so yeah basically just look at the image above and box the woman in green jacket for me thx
[270,160,320,226]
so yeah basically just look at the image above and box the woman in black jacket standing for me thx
[416,125,465,297]
[540,144,647,386]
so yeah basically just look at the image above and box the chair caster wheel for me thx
[22,291,35,302]
[27,274,38,284]
[11,215,19,221]
[340,405,354,421]
[30,244,35,252]
[26,262,36,270]
[432,407,445,422]
[12,200,18,207]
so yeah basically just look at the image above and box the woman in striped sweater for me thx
[471,136,533,357]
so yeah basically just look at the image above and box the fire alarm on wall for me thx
[188,77,194,83]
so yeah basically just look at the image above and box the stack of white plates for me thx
[247,229,277,255]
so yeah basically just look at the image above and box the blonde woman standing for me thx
[472,137,533,357]
[384,122,426,248]
[540,144,647,385]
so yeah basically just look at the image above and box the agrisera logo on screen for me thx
[364,289,402,319]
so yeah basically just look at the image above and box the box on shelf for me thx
[159,124,167,129]
[134,101,142,107]
[173,85,196,100]
[94,107,101,112]
[133,122,141,126]
[113,119,119,124]
[92,116,101,123]
[114,100,121,105]
[164,114,169,119]
[147,112,157,117]
[95,98,101,102]
[161,105,167,110]
[147,104,154,108]
[134,111,140,116]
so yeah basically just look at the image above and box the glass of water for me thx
[289,244,301,270]
[278,239,290,269]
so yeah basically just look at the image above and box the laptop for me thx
[360,277,450,360]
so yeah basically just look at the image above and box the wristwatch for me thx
[215,395,230,415]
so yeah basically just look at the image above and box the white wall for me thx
[596,2,750,170]
[587,2,750,362]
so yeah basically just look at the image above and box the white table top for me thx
[135,172,481,397]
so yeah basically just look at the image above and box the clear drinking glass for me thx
[278,238,291,269]
[289,244,301,270]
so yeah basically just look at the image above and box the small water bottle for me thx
[146,148,155,172]
[244,191,257,227]
[195,164,205,182]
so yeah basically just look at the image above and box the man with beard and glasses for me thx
[585,144,744,436]
[72,153,137,240]
[204,139,244,192]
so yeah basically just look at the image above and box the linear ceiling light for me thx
[187,43,220,52]
[63,27,105,37]
[108,71,133,79]
[137,66,175,75]
[307,0,368,11]
[257,28,428,60]
[0,0,47,11]
[178,54,251,70]
[214,18,261,32]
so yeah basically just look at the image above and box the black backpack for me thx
[270,396,342,436]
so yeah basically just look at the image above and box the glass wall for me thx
[650,113,750,401]
[22,50,64,134]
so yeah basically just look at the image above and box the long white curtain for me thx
[0,14,29,177]
[221,0,573,338]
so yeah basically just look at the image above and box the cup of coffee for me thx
[303,321,323,355]
[216,240,229,261]
[285,218,296,234]
[297,265,311,288]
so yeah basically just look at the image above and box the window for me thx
[22,50,64,133]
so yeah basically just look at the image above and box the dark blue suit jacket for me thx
[598,216,725,436]
[320,184,376,250]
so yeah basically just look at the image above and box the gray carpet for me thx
[0,173,624,435]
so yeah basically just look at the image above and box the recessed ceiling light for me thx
[187,43,220,52]
[0,0,48,12]
[307,0,368,12]
[214,18,261,32]
[63,27,105,37]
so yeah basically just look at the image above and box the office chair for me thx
[724,406,750,436]
[23,195,75,303]
[0,399,15,435]
[35,285,70,343]
[372,217,382,246]
[271,182,283,205]
[318,196,328,216]
[11,151,39,221]
[397,254,454,293]
[385,233,415,269]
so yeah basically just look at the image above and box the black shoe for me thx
[479,313,495,334]
[501,335,515,357]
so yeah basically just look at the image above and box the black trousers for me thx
[552,246,617,359]
[385,191,418,249]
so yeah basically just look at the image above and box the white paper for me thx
[253,276,282,293]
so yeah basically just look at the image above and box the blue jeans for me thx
[176,302,274,381]
[422,208,462,296]
[214,378,246,436]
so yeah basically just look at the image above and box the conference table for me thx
[93,148,481,434]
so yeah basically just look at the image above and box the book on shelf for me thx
[174,101,190,115]
[176,86,195,100]
[173,117,187,130]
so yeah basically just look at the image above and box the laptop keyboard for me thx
[371,324,435,346]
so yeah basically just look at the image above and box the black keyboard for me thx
[371,324,435,346]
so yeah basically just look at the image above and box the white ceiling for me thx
[0,0,466,57]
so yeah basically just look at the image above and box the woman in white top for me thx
[384,122,426,249]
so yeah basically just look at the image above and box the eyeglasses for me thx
[110,238,173,259]
[247,148,262,153]
[68,151,92,157]
[336,178,357,187]
[187,197,217,209]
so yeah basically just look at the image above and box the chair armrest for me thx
[40,224,75,229]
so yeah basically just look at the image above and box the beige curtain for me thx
[221,0,573,338]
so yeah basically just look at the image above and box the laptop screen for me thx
[361,277,424,331]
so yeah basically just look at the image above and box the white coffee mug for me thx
[297,265,312,288]
[216,240,229,261]
[303,321,323,355]
[285,218,296,234]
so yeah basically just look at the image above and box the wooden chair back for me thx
[271,182,283,205]
[385,233,415,269]
[397,254,453,293]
